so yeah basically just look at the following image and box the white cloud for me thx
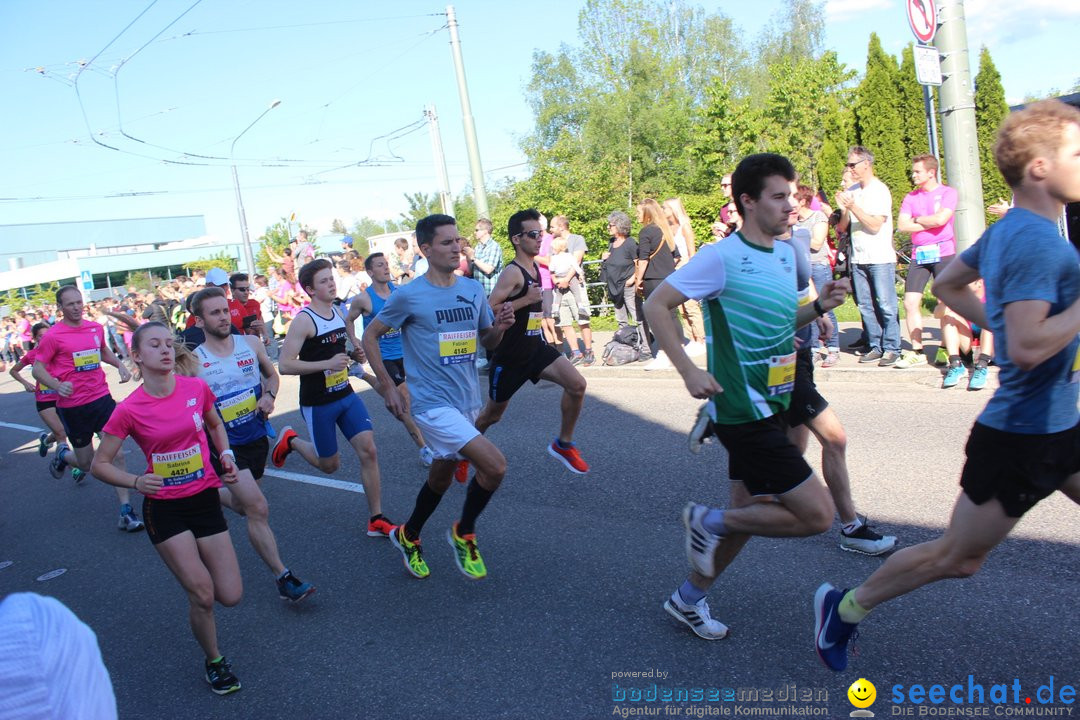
[964,0,1080,47]
[825,0,894,23]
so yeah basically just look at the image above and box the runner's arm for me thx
[100,338,131,382]
[479,302,515,350]
[202,407,237,484]
[9,358,35,392]
[643,282,721,398]
[91,433,162,494]
[796,278,849,329]
[31,359,70,396]
[487,268,531,312]
[361,318,405,416]
[250,335,279,415]
[277,312,345,375]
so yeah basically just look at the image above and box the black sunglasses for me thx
[513,230,543,240]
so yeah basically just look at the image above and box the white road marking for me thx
[0,421,46,433]
[262,469,365,494]
[36,568,67,582]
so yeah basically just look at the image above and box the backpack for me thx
[612,325,642,348]
[602,340,639,366]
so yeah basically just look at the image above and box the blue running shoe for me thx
[942,364,965,389]
[72,468,86,484]
[49,446,68,479]
[38,433,51,458]
[968,366,988,391]
[814,583,858,671]
[276,571,315,603]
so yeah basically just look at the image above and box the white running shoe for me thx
[419,446,435,467]
[644,350,672,371]
[684,341,707,357]
[682,502,721,577]
[664,590,729,640]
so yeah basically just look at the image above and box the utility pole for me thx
[935,0,985,251]
[425,105,453,215]
[445,5,489,219]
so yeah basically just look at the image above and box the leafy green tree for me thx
[330,219,348,235]
[974,46,1010,224]
[399,191,442,228]
[853,34,908,218]
[254,219,292,274]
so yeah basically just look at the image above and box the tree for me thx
[398,191,442,228]
[897,44,931,164]
[330,218,348,234]
[974,46,1010,225]
[853,34,908,218]
[254,218,292,274]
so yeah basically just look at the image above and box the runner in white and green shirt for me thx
[643,152,852,642]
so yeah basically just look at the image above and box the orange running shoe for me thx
[454,460,469,484]
[548,439,589,474]
[271,426,298,467]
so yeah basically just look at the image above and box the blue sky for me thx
[2,0,1077,244]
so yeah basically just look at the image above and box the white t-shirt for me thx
[849,178,895,265]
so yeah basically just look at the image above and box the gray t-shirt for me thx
[375,275,494,415]
[566,233,587,259]
[779,227,813,345]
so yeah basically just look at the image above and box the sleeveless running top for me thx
[297,306,352,407]
[362,283,403,360]
[194,337,264,446]
[491,261,544,366]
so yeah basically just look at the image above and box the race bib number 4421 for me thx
[151,445,205,487]
[438,331,477,365]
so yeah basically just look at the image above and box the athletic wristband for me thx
[813,299,826,317]
[220,449,236,460]
[132,475,140,490]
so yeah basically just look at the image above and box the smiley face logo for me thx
[848,678,876,709]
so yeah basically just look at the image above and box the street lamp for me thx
[231,99,282,278]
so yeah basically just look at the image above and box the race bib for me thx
[914,244,941,265]
[383,327,402,340]
[797,289,811,307]
[151,445,205,488]
[525,311,542,336]
[324,367,349,392]
[217,388,257,427]
[766,352,796,396]
[37,381,56,396]
[72,348,101,372]
[438,330,477,365]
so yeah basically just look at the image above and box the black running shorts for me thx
[712,415,815,496]
[784,349,829,428]
[488,343,562,404]
[382,357,407,386]
[36,400,57,413]
[210,436,270,481]
[143,487,228,545]
[57,394,116,449]
[960,421,1080,518]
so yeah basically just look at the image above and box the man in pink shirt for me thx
[32,286,143,532]
[894,154,959,368]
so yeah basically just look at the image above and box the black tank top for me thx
[297,306,352,407]
[491,261,544,366]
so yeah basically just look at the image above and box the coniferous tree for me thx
[897,44,931,166]
[974,46,1011,224]
[853,34,908,218]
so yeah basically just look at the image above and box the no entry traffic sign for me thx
[907,0,937,44]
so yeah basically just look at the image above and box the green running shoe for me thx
[934,347,949,366]
[390,525,429,579]
[447,523,487,580]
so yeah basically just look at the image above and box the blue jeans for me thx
[810,263,839,351]
[852,263,900,353]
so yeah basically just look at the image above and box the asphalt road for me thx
[1,359,1077,720]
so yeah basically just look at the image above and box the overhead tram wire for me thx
[176,12,446,36]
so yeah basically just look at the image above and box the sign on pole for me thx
[906,0,937,44]
[80,270,93,291]
[913,45,943,86]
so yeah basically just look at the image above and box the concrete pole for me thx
[935,0,985,251]
[425,105,454,215]
[446,6,489,218]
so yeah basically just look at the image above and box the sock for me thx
[677,580,706,605]
[841,518,862,535]
[404,482,445,541]
[458,477,494,536]
[976,353,991,369]
[554,437,573,450]
[277,568,291,582]
[369,513,384,523]
[838,588,870,624]
[702,509,726,536]
[120,503,132,514]
[948,355,961,366]
[208,655,224,665]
